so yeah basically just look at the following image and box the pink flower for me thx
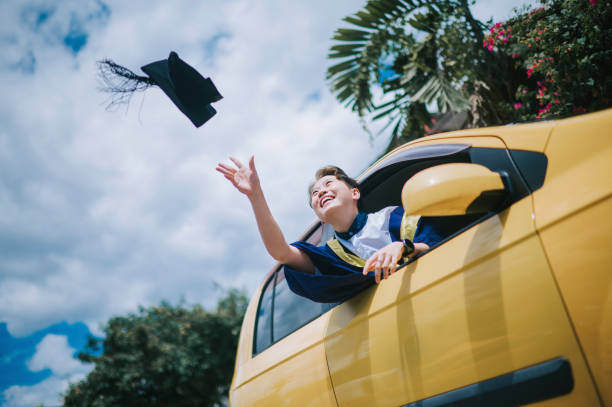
[522,89,528,94]
[590,0,597,6]
[512,53,519,58]
[487,44,494,51]
[537,103,552,119]
[514,103,523,109]
[527,68,534,78]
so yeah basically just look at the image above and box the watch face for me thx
[403,239,415,253]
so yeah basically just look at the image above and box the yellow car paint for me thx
[230,109,612,406]
[401,162,505,216]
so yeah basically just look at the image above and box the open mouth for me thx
[320,194,334,208]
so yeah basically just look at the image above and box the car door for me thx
[532,109,612,405]
[323,135,601,406]
[229,226,338,407]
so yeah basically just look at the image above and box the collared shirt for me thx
[335,206,397,260]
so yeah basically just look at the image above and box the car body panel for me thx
[533,109,612,405]
[534,109,612,229]
[402,121,552,151]
[231,296,336,406]
[324,188,599,407]
[364,122,552,181]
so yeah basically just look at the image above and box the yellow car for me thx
[229,108,612,406]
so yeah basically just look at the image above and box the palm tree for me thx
[327,0,522,153]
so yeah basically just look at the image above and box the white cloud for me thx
[3,334,92,407]
[0,0,379,339]
[4,376,68,407]
[28,334,90,376]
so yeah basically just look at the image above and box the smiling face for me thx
[310,175,360,223]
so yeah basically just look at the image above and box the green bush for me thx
[63,290,248,407]
[484,0,612,120]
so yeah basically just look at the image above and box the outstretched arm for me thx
[216,156,315,273]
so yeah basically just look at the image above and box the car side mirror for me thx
[401,163,509,216]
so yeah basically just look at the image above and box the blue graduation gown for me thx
[284,207,445,303]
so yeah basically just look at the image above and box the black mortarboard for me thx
[98,51,222,127]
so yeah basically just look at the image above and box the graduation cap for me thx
[97,51,222,127]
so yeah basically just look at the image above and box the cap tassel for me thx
[97,59,156,109]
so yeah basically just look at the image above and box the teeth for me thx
[321,195,333,207]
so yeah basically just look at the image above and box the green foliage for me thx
[485,0,612,120]
[328,0,610,153]
[63,289,248,407]
[327,0,522,152]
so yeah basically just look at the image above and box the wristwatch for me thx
[402,239,415,256]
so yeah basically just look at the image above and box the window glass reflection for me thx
[273,270,335,341]
[254,276,274,354]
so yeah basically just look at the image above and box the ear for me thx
[351,188,360,201]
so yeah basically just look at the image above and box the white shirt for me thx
[329,206,397,260]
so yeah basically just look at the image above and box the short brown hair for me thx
[308,166,359,206]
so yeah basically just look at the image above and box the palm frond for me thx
[327,0,485,155]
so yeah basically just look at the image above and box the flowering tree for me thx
[484,0,612,120]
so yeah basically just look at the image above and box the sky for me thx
[0,0,536,405]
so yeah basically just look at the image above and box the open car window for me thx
[359,145,546,252]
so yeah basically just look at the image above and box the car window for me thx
[253,275,274,355]
[273,269,334,342]
[359,146,545,250]
[254,268,337,355]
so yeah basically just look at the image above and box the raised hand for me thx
[216,156,261,197]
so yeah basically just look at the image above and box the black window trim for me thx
[401,357,573,407]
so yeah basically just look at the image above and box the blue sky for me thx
[0,0,536,405]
